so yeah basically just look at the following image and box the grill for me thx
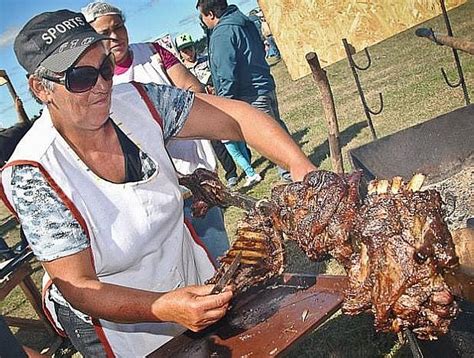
[349,104,473,186]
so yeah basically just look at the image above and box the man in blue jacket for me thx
[197,0,292,182]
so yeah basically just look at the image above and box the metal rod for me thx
[404,329,424,358]
[305,52,344,174]
[439,0,470,105]
[342,39,381,140]
[352,47,372,71]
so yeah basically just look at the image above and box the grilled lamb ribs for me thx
[179,169,459,339]
[179,169,283,291]
[207,208,285,292]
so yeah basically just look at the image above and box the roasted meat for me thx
[179,169,283,292]
[270,170,361,267]
[178,169,230,217]
[207,208,285,292]
[180,169,459,339]
[343,176,459,340]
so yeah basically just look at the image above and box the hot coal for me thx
[423,165,473,231]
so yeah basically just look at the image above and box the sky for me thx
[0,0,258,128]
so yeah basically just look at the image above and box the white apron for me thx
[1,82,215,357]
[113,42,217,175]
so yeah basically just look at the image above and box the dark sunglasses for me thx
[42,53,115,93]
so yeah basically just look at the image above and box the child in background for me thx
[223,140,261,187]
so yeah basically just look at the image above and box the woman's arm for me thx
[167,62,205,93]
[176,93,316,181]
[43,249,232,331]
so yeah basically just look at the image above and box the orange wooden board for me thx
[150,274,347,357]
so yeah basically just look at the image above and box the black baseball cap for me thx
[14,10,110,74]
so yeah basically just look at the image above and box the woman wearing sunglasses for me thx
[2,10,316,357]
[81,1,236,264]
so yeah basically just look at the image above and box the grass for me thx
[1,2,473,356]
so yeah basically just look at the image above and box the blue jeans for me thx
[223,141,256,178]
[240,90,291,178]
[0,316,27,358]
[184,198,230,264]
[55,302,107,357]
[265,36,281,58]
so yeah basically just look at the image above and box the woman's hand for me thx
[43,249,233,326]
[152,285,233,331]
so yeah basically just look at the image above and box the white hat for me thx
[176,33,194,50]
[81,1,124,23]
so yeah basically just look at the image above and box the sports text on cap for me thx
[41,16,86,44]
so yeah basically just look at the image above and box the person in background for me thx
[261,17,281,60]
[82,1,229,261]
[3,9,315,355]
[247,8,263,40]
[176,33,212,88]
[176,32,239,188]
[223,139,261,187]
[197,0,292,182]
[177,32,261,187]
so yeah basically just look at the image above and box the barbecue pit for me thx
[350,104,473,230]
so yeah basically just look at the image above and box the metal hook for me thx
[342,38,382,139]
[438,0,470,104]
[440,67,462,88]
[365,92,384,115]
[351,47,372,71]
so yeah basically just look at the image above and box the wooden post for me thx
[432,33,474,55]
[0,70,19,100]
[416,28,474,55]
[305,52,344,174]
[1,263,56,337]
[0,69,30,123]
